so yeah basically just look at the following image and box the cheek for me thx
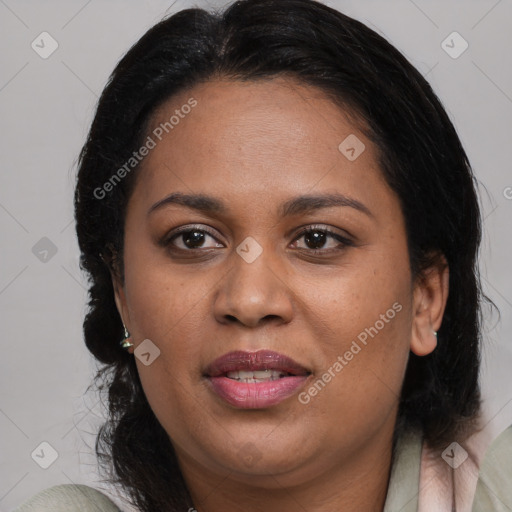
[296,252,412,392]
[299,249,411,342]
[126,262,208,437]
[122,244,211,409]
[123,239,206,340]
[297,266,412,433]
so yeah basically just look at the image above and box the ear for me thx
[105,249,131,332]
[410,254,449,357]
[111,270,129,327]
[110,268,135,354]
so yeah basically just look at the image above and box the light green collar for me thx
[383,429,422,512]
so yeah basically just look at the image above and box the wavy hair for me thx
[74,0,486,510]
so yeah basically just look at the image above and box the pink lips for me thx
[204,350,311,409]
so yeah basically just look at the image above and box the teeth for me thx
[226,369,289,382]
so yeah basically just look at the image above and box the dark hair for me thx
[74,0,486,510]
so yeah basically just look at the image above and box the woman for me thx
[15,0,512,510]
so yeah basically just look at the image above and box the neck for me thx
[175,428,395,512]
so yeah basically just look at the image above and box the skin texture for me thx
[111,77,449,512]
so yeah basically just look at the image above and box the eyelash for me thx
[163,224,353,255]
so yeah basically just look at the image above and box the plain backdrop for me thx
[1,1,511,510]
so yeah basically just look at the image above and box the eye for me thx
[290,225,353,254]
[164,225,224,251]
[162,223,353,255]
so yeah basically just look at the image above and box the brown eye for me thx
[291,226,353,254]
[165,226,224,251]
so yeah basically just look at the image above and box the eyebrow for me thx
[147,192,373,218]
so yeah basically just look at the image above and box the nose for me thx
[213,245,294,328]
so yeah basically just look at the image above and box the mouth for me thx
[223,369,299,382]
[204,350,312,409]
[204,349,311,379]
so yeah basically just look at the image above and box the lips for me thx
[204,350,312,409]
[204,350,311,378]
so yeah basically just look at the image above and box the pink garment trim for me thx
[417,418,496,512]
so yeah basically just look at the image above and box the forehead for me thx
[131,77,392,218]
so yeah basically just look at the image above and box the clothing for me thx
[14,425,512,511]
[384,424,512,511]
[13,483,121,511]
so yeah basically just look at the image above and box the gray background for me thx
[1,0,511,510]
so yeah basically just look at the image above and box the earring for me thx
[120,324,134,351]
[433,330,438,338]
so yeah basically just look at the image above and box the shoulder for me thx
[14,483,122,512]
[474,424,512,511]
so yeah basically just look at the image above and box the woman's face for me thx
[112,77,442,489]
